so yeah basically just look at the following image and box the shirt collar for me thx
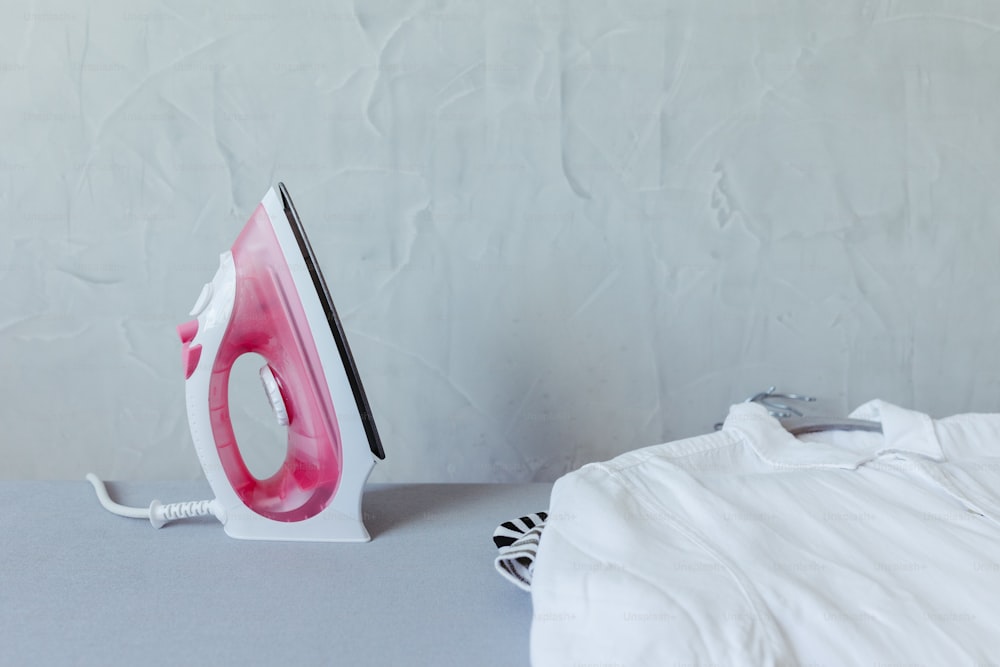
[721,400,945,469]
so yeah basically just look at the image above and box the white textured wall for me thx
[2,1,999,481]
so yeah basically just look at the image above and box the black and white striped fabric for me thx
[492,511,547,591]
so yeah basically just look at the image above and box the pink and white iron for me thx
[88,183,384,542]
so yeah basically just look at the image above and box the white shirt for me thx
[530,401,1000,665]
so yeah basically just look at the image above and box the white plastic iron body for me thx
[178,184,384,542]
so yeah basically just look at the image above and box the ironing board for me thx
[0,481,550,666]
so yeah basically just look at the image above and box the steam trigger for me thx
[259,365,289,426]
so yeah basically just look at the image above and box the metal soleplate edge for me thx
[275,182,385,460]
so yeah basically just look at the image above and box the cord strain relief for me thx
[148,499,216,529]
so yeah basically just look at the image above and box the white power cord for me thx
[85,474,226,529]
